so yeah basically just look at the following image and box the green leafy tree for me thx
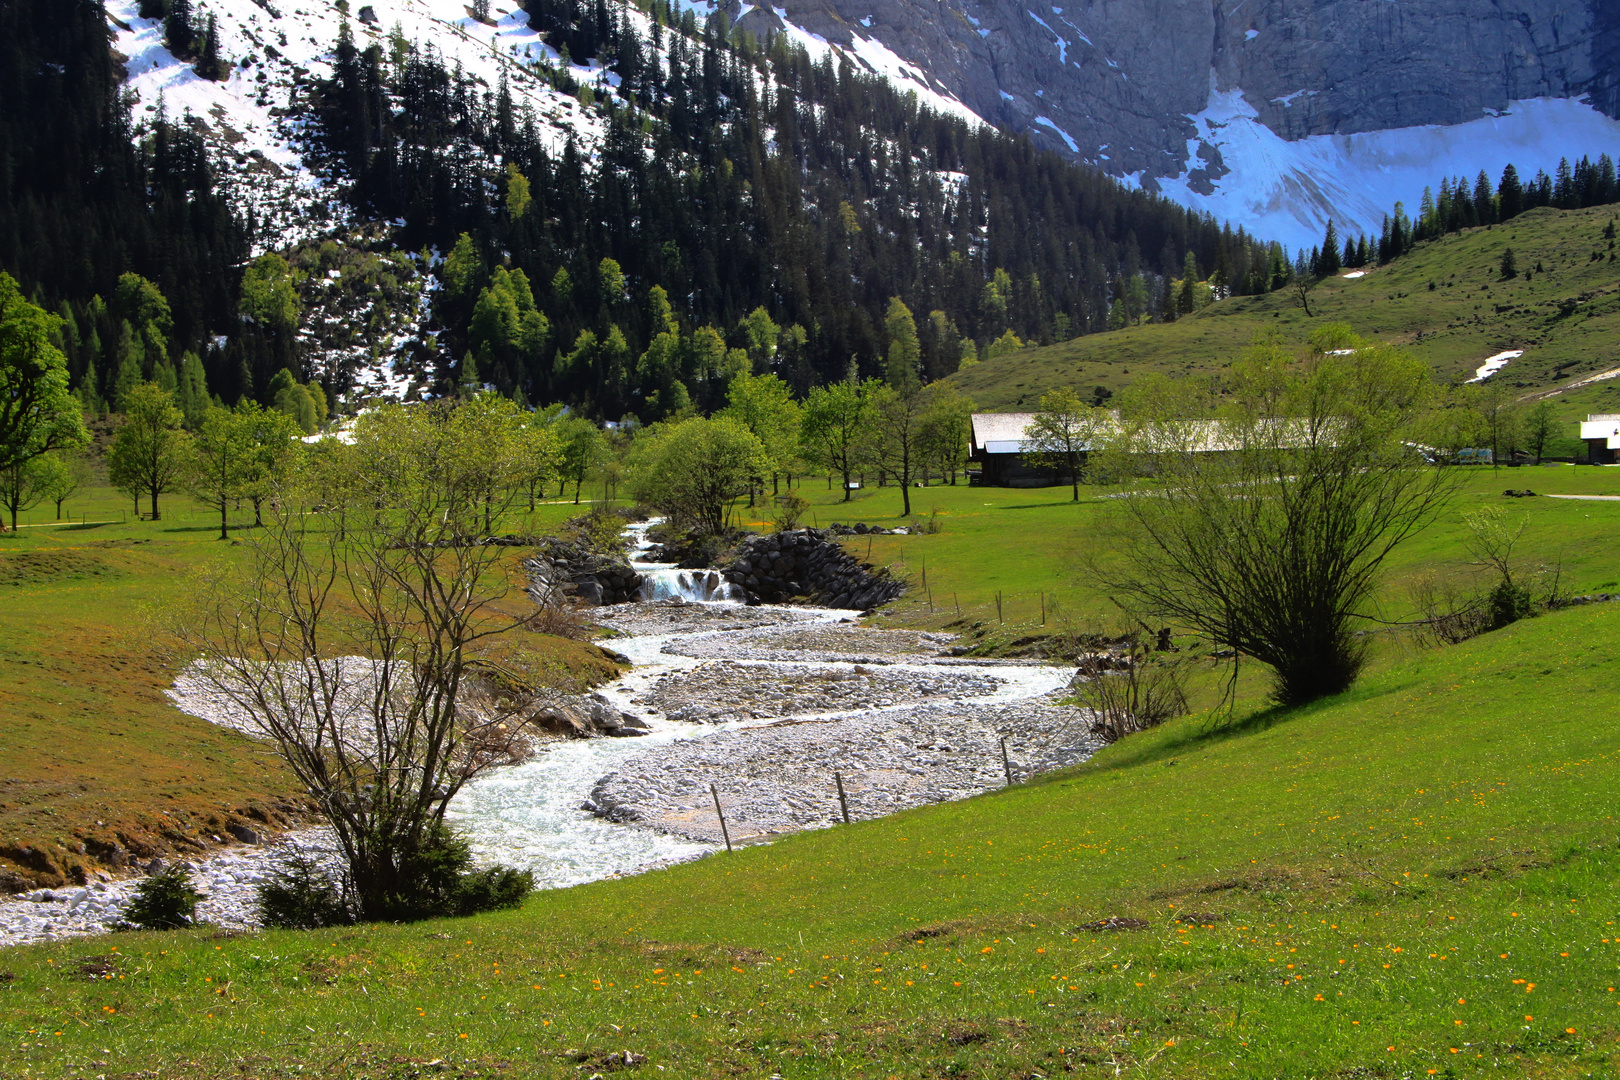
[1023,386,1104,501]
[627,415,769,534]
[0,453,69,531]
[737,307,780,371]
[868,380,927,517]
[442,233,485,304]
[1522,399,1559,463]
[114,272,173,368]
[238,405,303,527]
[918,382,974,485]
[189,405,254,539]
[176,350,210,428]
[720,371,801,497]
[504,163,532,219]
[0,274,90,517]
[883,297,921,390]
[554,414,606,504]
[800,378,877,500]
[107,382,191,520]
[241,254,303,335]
[268,367,320,434]
[40,450,88,519]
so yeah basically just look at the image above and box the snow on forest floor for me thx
[105,0,610,254]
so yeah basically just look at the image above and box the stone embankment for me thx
[723,529,904,609]
[525,537,642,606]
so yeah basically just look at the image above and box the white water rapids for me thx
[443,521,1071,889]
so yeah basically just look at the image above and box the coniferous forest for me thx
[4,0,1617,422]
[306,3,1277,415]
[0,0,245,407]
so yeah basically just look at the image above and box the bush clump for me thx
[256,826,533,927]
[124,866,205,930]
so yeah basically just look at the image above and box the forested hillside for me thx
[0,0,245,404]
[304,1,1275,416]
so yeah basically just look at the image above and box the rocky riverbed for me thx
[1,581,1093,947]
[640,660,1003,722]
[0,833,338,948]
[587,695,1100,843]
[664,623,958,663]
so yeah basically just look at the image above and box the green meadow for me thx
[1,597,1617,1077]
[952,203,1620,429]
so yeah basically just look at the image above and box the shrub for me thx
[257,827,532,925]
[1487,580,1535,630]
[1071,639,1188,744]
[256,853,354,930]
[124,866,205,930]
[772,493,809,532]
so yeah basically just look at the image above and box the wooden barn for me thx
[1580,414,1620,464]
[969,412,1071,487]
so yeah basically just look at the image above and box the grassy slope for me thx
[952,204,1620,429]
[768,463,1620,630]
[0,481,624,886]
[2,602,1617,1077]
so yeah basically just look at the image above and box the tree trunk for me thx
[219,495,229,540]
[150,488,160,521]
[841,469,852,501]
[573,477,583,505]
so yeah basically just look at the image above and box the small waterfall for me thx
[638,568,742,603]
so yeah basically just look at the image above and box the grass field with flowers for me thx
[2,595,1618,1077]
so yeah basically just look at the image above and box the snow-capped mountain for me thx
[722,0,1620,250]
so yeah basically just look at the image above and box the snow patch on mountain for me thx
[765,8,985,129]
[105,0,608,253]
[1157,77,1620,251]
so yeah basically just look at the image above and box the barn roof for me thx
[970,412,1039,453]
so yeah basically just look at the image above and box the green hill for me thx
[6,601,1620,1077]
[954,204,1620,429]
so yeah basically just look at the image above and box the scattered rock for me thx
[1079,917,1149,932]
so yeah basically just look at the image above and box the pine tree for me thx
[1500,247,1517,280]
[1498,164,1524,221]
[197,14,223,80]
[1318,219,1341,276]
[166,0,195,56]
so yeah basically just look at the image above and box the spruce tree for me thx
[1318,220,1341,276]
[1498,164,1524,221]
[165,0,195,56]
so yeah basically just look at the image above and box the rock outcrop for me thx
[735,0,1613,186]
[723,529,904,610]
[528,694,651,738]
[524,538,642,606]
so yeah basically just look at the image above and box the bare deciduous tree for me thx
[1099,337,1452,706]
[176,400,535,921]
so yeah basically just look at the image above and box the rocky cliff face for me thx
[741,0,1610,187]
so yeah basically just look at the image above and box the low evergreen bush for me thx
[124,866,204,930]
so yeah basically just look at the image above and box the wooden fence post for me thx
[835,772,851,824]
[1000,737,1013,787]
[710,783,733,852]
